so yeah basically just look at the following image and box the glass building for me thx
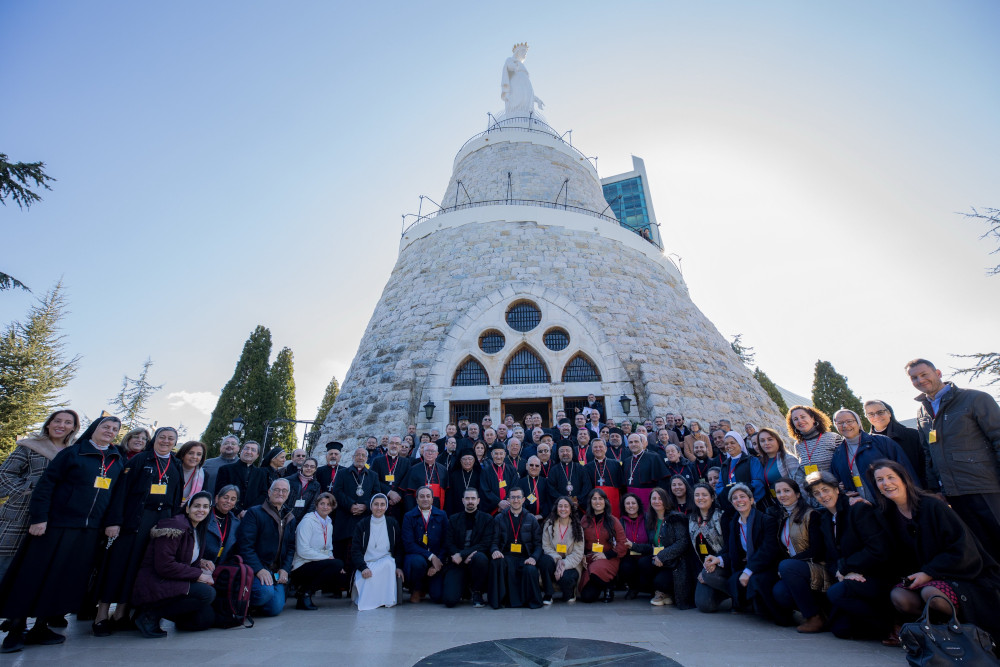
[601,156,662,249]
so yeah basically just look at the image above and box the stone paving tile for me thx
[2,598,902,666]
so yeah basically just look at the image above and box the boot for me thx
[296,593,319,611]
[133,611,167,639]
[0,619,26,654]
[796,614,825,633]
[602,586,615,603]
[410,590,423,604]
[45,615,68,629]
[23,621,64,646]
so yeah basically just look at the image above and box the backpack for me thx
[212,556,255,628]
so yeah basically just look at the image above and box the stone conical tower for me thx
[315,48,784,456]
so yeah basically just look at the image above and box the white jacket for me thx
[292,511,334,570]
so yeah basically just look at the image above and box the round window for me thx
[505,301,541,333]
[479,330,505,354]
[543,328,570,351]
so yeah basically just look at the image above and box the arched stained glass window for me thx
[502,348,550,385]
[452,358,489,386]
[562,354,601,382]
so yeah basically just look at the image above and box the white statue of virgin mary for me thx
[500,42,545,122]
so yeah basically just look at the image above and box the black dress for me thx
[97,451,184,604]
[0,440,126,618]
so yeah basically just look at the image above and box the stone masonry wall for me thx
[315,217,785,458]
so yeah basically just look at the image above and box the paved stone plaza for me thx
[5,599,900,666]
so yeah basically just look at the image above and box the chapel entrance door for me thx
[500,399,553,429]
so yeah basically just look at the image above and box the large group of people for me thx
[1,359,998,656]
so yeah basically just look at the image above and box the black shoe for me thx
[133,612,166,639]
[296,594,319,611]
[92,619,114,637]
[1,620,26,654]
[602,588,615,603]
[625,589,639,600]
[0,619,11,632]
[471,592,485,608]
[45,615,68,629]
[24,624,64,646]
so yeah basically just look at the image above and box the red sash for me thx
[598,486,621,518]
[428,483,445,509]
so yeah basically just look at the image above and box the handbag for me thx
[900,595,999,666]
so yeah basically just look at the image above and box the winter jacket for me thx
[829,433,917,500]
[915,383,1000,495]
[28,440,126,529]
[232,502,296,575]
[350,515,403,572]
[131,514,203,607]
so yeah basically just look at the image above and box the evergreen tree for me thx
[753,367,788,416]
[1,152,55,292]
[311,375,339,432]
[269,347,297,453]
[811,360,870,430]
[201,326,274,453]
[109,357,163,440]
[0,282,79,458]
[953,207,999,386]
[730,334,756,367]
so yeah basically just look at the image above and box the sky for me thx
[2,1,999,443]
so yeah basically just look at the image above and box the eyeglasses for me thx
[834,420,858,428]
[865,409,889,418]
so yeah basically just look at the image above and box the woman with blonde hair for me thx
[118,428,150,461]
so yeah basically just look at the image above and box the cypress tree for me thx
[753,367,788,416]
[311,375,339,432]
[811,360,870,431]
[202,326,274,453]
[269,347,297,453]
[0,282,79,459]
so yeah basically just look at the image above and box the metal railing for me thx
[455,115,596,167]
[401,198,621,235]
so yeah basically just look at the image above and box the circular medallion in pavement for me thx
[412,636,681,666]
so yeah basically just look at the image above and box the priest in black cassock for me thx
[606,428,627,464]
[488,487,543,609]
[370,435,412,521]
[534,440,554,479]
[517,456,550,520]
[400,442,449,512]
[546,443,586,510]
[447,449,481,516]
[442,487,494,608]
[581,439,624,517]
[623,433,669,512]
[479,443,520,515]
[314,442,343,493]
[331,447,382,561]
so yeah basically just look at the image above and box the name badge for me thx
[527,494,537,504]
[769,488,777,498]
[928,429,937,444]
[150,484,167,495]
[385,474,395,482]
[698,543,708,555]
[803,464,818,475]
[852,475,863,488]
[556,543,567,554]
[422,533,428,545]
[653,546,664,555]
[217,546,224,558]
[94,476,111,490]
[510,543,522,553]
[499,480,506,488]
[295,499,305,508]
[629,550,641,556]
[592,543,604,553]
[365,464,370,469]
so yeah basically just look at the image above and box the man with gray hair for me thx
[203,434,241,493]
[232,478,297,617]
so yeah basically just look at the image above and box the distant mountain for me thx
[776,385,811,410]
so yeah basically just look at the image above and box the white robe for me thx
[352,517,397,611]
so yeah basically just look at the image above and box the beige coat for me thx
[542,519,585,587]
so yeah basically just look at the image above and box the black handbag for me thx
[900,595,999,666]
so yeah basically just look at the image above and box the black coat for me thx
[370,454,412,496]
[28,440,126,528]
[287,475,321,522]
[350,515,403,572]
[478,461,520,514]
[820,496,891,579]
[517,475,550,518]
[445,510,495,559]
[103,450,184,532]
[231,502,296,575]
[332,465,381,540]
[491,510,542,561]
[215,461,266,514]
[871,419,926,488]
[447,466,481,516]
[724,509,780,575]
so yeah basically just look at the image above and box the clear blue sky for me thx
[3,1,998,440]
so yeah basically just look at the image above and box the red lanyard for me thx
[420,510,430,537]
[802,437,822,464]
[98,450,113,477]
[558,522,570,542]
[764,457,777,486]
[609,447,621,462]
[739,521,747,547]
[846,447,858,474]
[729,458,738,483]
[329,466,338,489]
[508,512,522,543]
[781,522,791,551]
[695,460,709,479]
[563,462,573,484]
[493,464,507,499]
[578,447,588,465]
[624,516,640,543]
[529,477,539,504]
[183,470,197,497]
[215,513,229,546]
[153,456,169,483]
[387,456,399,476]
